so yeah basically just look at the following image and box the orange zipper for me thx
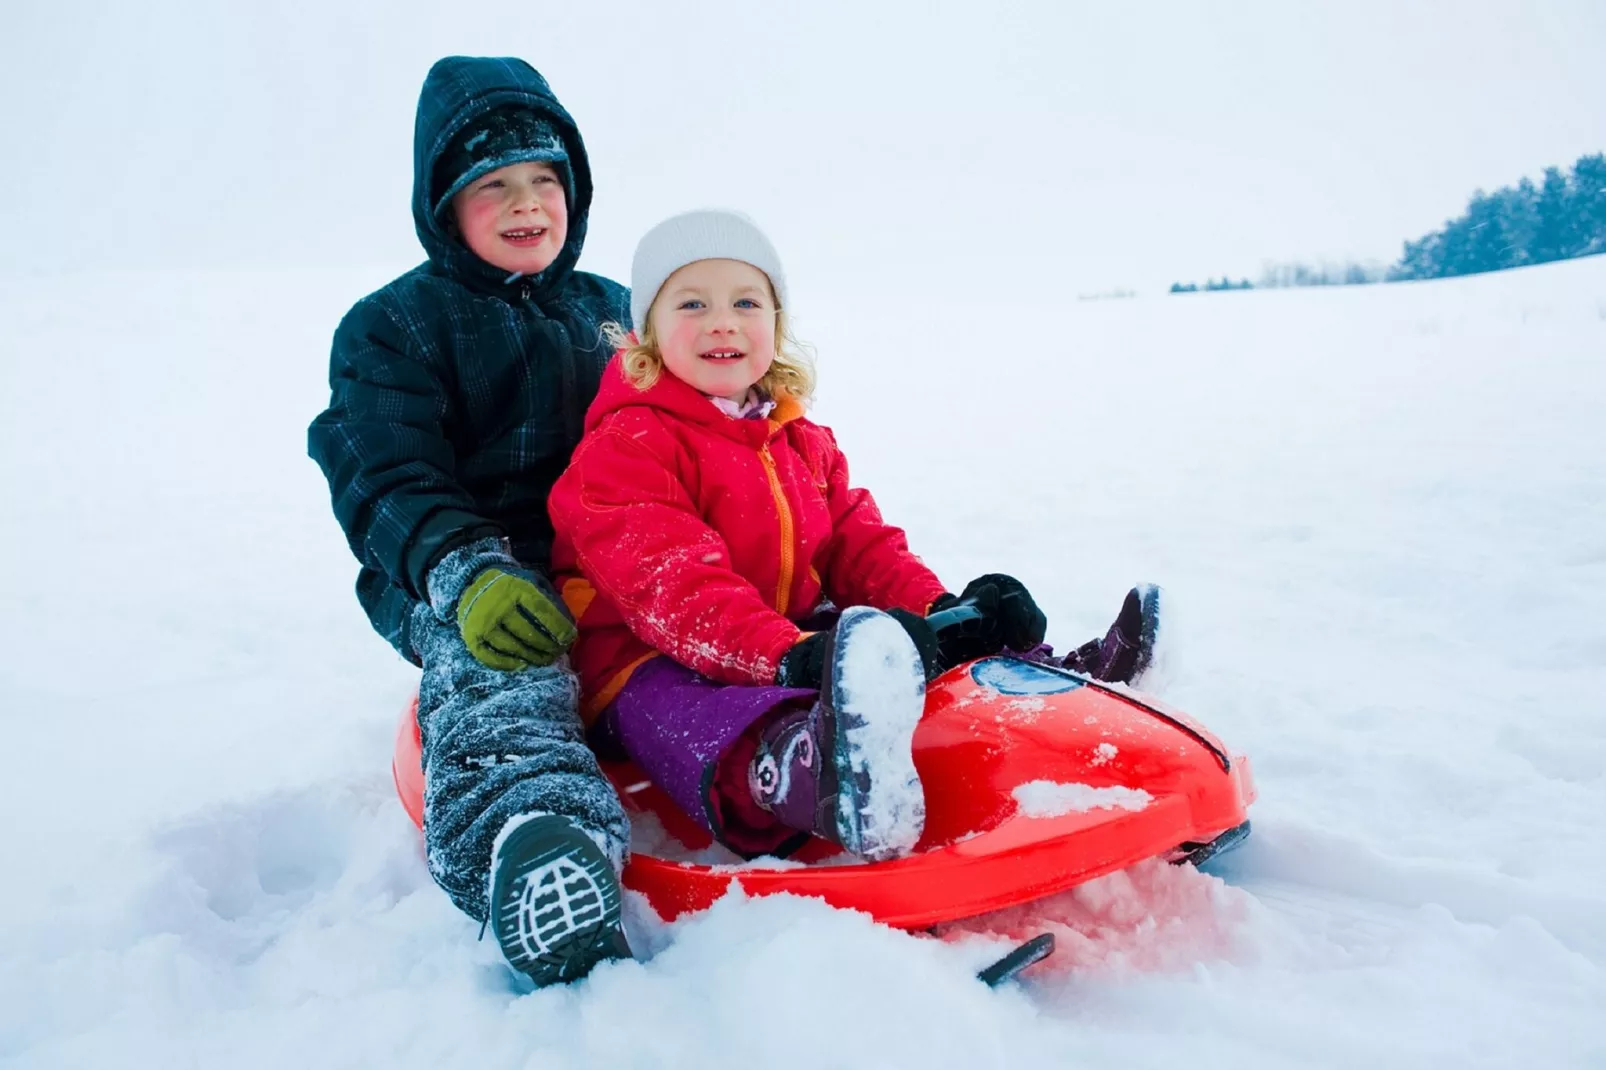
[758,442,795,616]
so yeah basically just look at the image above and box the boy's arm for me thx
[550,419,802,686]
[308,298,501,604]
[816,429,948,615]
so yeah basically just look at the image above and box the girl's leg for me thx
[1033,584,1164,686]
[601,607,930,862]
[597,656,817,856]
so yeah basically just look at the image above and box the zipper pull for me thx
[520,284,532,302]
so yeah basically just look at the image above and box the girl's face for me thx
[649,259,778,402]
[450,161,568,276]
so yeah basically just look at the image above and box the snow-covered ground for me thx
[2,256,1603,1068]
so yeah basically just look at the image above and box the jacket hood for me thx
[586,355,804,443]
[413,56,595,298]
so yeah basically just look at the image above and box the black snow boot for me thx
[487,814,632,987]
[751,605,928,861]
[1061,584,1163,686]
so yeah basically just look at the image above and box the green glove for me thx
[456,567,578,671]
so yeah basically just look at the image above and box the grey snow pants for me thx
[410,603,630,923]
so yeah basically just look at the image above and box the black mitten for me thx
[962,574,1047,651]
[775,631,830,689]
[931,574,1047,665]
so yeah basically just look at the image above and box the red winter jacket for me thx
[549,356,947,720]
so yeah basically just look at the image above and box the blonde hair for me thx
[604,295,816,404]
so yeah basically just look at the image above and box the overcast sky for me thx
[4,0,1603,297]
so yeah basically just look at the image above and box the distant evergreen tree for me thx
[1572,153,1606,256]
[1170,277,1251,294]
[1447,192,1509,274]
[1500,179,1541,267]
[1531,167,1571,263]
[1389,232,1441,281]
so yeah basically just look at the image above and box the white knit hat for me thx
[630,210,788,335]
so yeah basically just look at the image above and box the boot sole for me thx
[488,816,629,987]
[1130,584,1163,686]
[827,606,928,861]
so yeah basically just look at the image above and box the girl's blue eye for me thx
[678,300,704,310]
[735,298,759,309]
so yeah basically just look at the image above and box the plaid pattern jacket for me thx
[308,57,629,659]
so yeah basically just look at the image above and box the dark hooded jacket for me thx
[308,57,629,660]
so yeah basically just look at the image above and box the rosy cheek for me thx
[751,319,777,356]
[664,318,702,356]
[461,199,502,242]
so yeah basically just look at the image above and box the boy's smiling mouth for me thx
[501,227,548,245]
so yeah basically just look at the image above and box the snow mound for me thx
[1013,780,1153,817]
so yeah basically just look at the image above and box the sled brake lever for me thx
[977,933,1056,987]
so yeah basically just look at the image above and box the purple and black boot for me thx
[748,606,928,861]
[1061,584,1164,686]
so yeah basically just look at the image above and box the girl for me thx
[548,210,1160,861]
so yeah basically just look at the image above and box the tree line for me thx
[1169,151,1606,293]
[1389,152,1606,280]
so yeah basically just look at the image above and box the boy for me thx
[308,56,632,988]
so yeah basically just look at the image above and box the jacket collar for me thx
[585,356,806,445]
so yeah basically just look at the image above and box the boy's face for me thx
[650,258,778,403]
[450,161,569,276]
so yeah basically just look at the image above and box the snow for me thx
[3,255,1605,1068]
[831,606,928,859]
[1013,781,1152,817]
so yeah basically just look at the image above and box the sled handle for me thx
[926,587,1035,639]
[925,601,984,637]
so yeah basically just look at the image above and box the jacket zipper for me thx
[757,443,795,617]
[515,282,581,448]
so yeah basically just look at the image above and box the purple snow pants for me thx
[588,656,818,856]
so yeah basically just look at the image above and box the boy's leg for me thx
[410,604,629,925]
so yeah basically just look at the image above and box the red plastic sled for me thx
[393,656,1255,929]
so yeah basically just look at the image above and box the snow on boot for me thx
[487,814,631,987]
[1063,584,1164,686]
[749,605,928,861]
